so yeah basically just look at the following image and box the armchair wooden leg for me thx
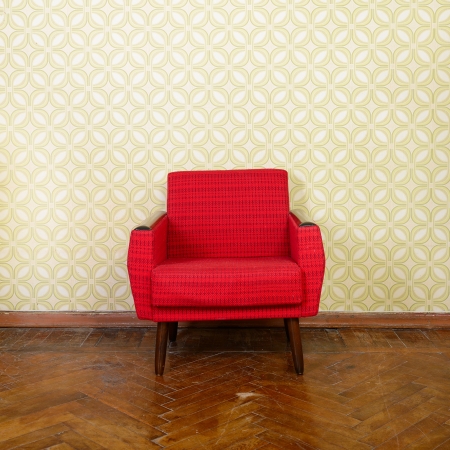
[286,318,304,375]
[168,322,178,347]
[283,319,290,342]
[155,322,169,376]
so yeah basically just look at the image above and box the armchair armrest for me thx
[289,210,325,317]
[134,211,167,231]
[127,212,168,320]
[290,209,316,227]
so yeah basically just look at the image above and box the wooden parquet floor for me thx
[1,327,450,449]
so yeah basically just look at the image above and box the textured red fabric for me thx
[152,257,302,308]
[127,169,326,322]
[167,169,289,258]
[152,305,302,321]
[126,215,168,320]
[289,213,325,317]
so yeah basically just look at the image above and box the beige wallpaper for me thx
[0,0,449,312]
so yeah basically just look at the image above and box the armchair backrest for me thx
[167,169,290,258]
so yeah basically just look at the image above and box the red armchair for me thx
[127,169,325,375]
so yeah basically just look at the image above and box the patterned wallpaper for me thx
[0,0,449,313]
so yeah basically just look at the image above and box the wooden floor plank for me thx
[227,436,268,449]
[254,396,367,441]
[47,443,75,450]
[253,386,361,428]
[71,398,164,441]
[0,411,76,442]
[162,373,257,411]
[158,395,260,434]
[256,417,343,450]
[358,400,442,446]
[160,381,259,422]
[251,381,354,414]
[154,401,261,446]
[354,389,438,435]
[13,435,64,449]
[349,383,426,421]
[256,430,315,449]
[65,416,159,450]
[394,330,435,348]
[0,423,69,450]
[407,424,450,449]
[75,383,168,427]
[58,429,107,450]
[255,406,371,450]
[162,414,264,449]
[0,368,106,404]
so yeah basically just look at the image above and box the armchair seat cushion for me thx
[151,257,302,308]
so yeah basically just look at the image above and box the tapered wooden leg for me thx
[155,322,169,376]
[286,318,304,375]
[168,322,178,347]
[283,319,290,342]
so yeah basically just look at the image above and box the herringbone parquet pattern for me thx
[1,327,450,449]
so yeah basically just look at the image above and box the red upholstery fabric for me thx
[127,169,326,321]
[152,305,302,321]
[126,215,168,320]
[167,169,289,258]
[289,213,326,317]
[152,257,302,308]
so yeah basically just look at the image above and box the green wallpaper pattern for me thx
[0,0,449,312]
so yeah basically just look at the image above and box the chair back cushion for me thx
[167,169,289,258]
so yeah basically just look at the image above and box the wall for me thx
[1,0,449,312]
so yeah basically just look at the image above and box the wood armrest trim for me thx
[134,211,167,230]
[290,209,316,227]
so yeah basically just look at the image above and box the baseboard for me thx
[0,312,448,328]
